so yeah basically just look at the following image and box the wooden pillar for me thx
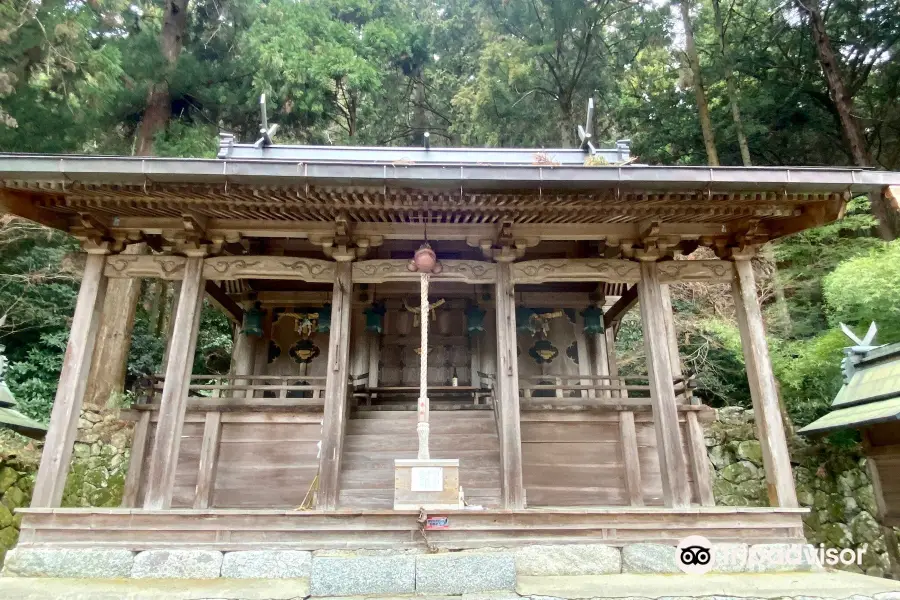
[121,410,150,507]
[619,410,643,505]
[862,431,900,578]
[84,243,145,409]
[660,284,684,380]
[638,260,691,508]
[732,255,798,508]
[160,281,182,373]
[143,255,206,510]
[193,411,222,509]
[604,328,622,398]
[494,262,525,509]
[32,250,109,507]
[230,324,257,399]
[574,312,592,398]
[318,262,353,510]
[253,309,273,377]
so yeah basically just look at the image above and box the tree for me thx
[678,0,719,165]
[710,0,751,165]
[134,0,191,156]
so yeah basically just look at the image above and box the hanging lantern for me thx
[365,302,387,333]
[581,305,605,335]
[466,305,486,334]
[241,302,265,337]
[316,304,332,333]
[516,307,537,335]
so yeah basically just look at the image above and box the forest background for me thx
[0,0,899,438]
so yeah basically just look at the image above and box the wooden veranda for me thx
[2,141,898,550]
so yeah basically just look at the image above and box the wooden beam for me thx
[205,280,243,323]
[638,261,691,508]
[685,411,715,506]
[193,411,223,509]
[353,259,496,284]
[0,189,69,230]
[732,256,798,508]
[105,254,186,280]
[318,261,353,510]
[204,256,335,282]
[120,410,150,508]
[512,259,734,285]
[604,285,638,330]
[619,410,643,506]
[494,262,525,509]
[90,217,731,243]
[143,256,205,509]
[31,251,109,507]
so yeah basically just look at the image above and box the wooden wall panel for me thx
[135,414,321,509]
[522,411,701,508]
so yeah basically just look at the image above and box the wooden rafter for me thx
[204,281,243,324]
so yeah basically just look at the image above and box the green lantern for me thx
[581,306,605,335]
[516,307,537,335]
[316,304,332,333]
[241,302,265,337]
[466,305,486,334]
[365,302,387,333]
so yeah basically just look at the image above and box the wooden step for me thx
[345,419,497,435]
[344,434,499,452]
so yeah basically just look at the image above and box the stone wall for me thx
[0,403,132,566]
[705,406,898,577]
[0,456,35,565]
[61,403,132,508]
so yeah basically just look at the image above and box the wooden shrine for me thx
[1,137,898,551]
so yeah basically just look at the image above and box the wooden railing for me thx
[136,374,327,408]
[518,374,695,407]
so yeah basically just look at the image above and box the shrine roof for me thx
[0,148,898,245]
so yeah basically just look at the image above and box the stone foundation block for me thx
[131,549,223,579]
[0,548,134,578]
[515,543,621,576]
[416,552,516,594]
[310,554,415,596]
[712,543,749,573]
[221,550,312,579]
[621,543,680,573]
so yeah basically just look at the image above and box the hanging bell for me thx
[241,301,266,337]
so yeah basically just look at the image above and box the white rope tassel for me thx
[417,273,430,460]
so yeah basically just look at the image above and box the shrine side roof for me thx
[800,343,900,435]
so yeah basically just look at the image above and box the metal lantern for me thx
[466,305,486,334]
[516,307,537,335]
[241,301,266,337]
[316,304,332,333]
[365,301,387,333]
[581,305,605,335]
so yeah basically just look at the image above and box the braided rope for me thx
[417,273,430,459]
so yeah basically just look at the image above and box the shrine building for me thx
[1,130,899,576]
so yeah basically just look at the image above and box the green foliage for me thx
[5,330,67,422]
[774,197,882,338]
[771,329,848,427]
[823,242,900,341]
